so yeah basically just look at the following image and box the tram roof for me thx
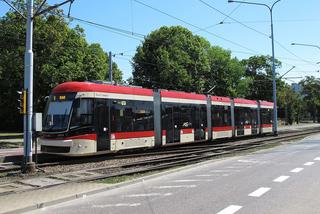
[52,82,154,96]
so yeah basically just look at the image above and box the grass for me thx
[0,133,22,137]
[98,170,167,184]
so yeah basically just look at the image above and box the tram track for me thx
[0,127,318,177]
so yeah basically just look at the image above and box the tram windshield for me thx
[43,94,75,132]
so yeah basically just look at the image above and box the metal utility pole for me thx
[109,51,113,83]
[23,0,35,172]
[228,0,281,135]
[0,0,76,172]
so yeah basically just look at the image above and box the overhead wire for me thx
[133,0,261,54]
[198,0,319,69]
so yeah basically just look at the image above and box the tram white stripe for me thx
[273,176,290,182]
[291,167,304,173]
[304,162,315,166]
[217,205,242,214]
[248,187,270,197]
[314,157,320,161]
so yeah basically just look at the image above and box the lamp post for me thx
[228,0,281,135]
[291,43,320,50]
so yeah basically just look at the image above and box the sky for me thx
[1,0,320,84]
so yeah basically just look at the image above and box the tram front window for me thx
[43,99,73,132]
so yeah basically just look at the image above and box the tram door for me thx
[94,99,110,151]
[251,109,258,135]
[166,105,181,144]
[194,106,206,141]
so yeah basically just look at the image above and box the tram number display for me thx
[51,93,76,102]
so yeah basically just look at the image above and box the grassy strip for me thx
[98,170,166,184]
[0,133,22,137]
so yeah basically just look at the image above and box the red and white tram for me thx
[40,81,273,155]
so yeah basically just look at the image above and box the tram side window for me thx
[133,101,154,131]
[111,100,154,132]
[261,108,273,124]
[70,99,94,129]
[212,105,231,127]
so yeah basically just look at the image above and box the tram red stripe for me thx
[181,128,193,134]
[212,126,233,131]
[112,131,155,139]
[244,125,252,129]
[261,124,272,128]
[64,134,97,140]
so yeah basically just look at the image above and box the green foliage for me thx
[0,3,122,131]
[205,46,246,97]
[300,76,320,122]
[277,85,303,124]
[132,26,210,93]
[241,55,282,101]
[132,26,246,96]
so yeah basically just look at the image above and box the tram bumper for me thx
[39,138,96,155]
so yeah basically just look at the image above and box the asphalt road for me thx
[27,133,320,214]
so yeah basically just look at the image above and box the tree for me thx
[132,26,246,96]
[132,26,211,93]
[0,2,122,131]
[205,46,246,97]
[241,55,282,101]
[300,76,320,122]
[277,85,303,125]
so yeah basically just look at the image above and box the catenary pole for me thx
[228,0,281,135]
[24,0,35,172]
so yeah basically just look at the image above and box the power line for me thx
[198,0,319,69]
[193,3,241,33]
[55,13,145,41]
[133,0,261,54]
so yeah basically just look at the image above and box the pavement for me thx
[20,132,320,214]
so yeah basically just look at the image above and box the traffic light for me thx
[17,89,27,114]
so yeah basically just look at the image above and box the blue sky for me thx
[1,0,320,83]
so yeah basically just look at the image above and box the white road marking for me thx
[154,185,197,189]
[124,193,172,197]
[304,162,315,166]
[196,174,213,177]
[291,167,304,173]
[238,159,257,163]
[248,187,271,197]
[273,176,290,183]
[210,169,241,172]
[92,203,141,208]
[314,157,320,161]
[217,205,242,214]
[173,179,213,182]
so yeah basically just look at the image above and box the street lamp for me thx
[291,43,320,50]
[228,0,281,135]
